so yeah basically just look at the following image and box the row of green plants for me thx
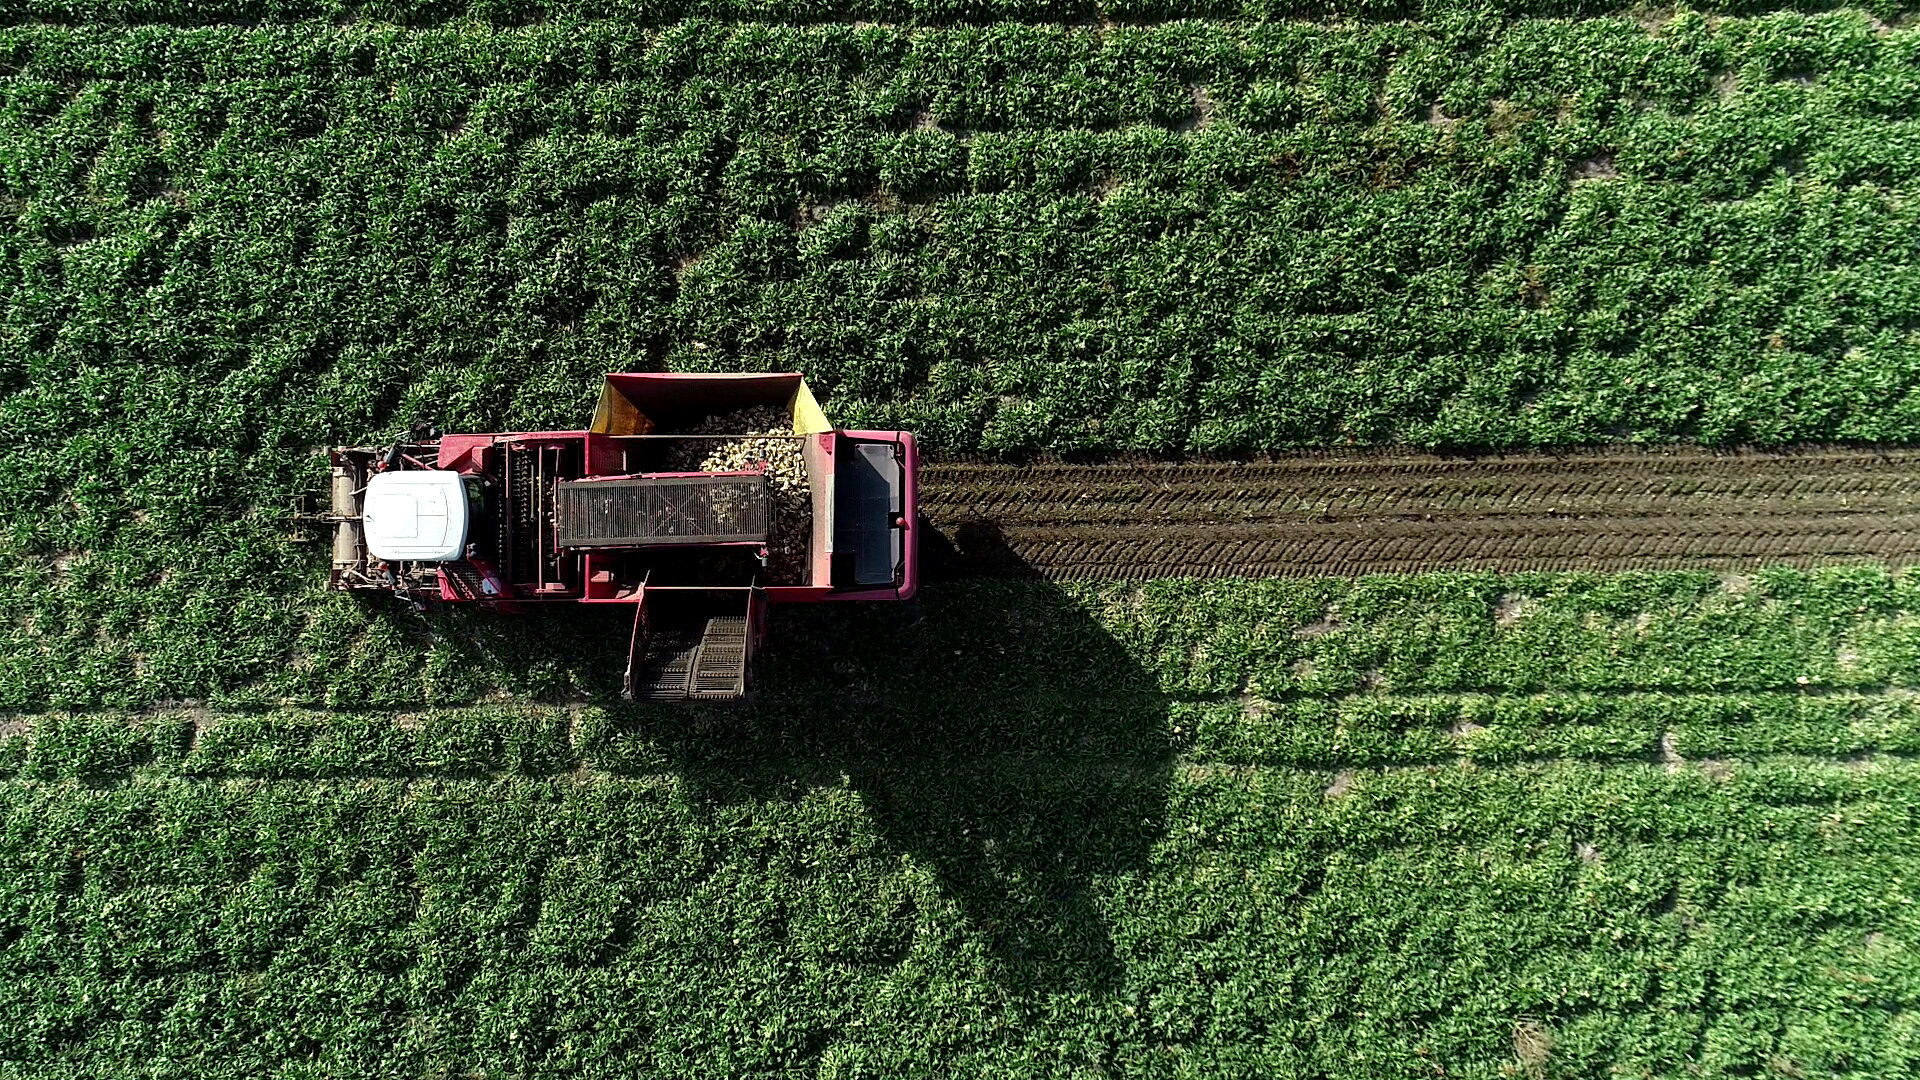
[1,560,1913,709]
[3,757,1915,1077]
[9,1,1908,29]
[4,683,1916,780]
[10,14,1894,104]
[1,16,1912,460]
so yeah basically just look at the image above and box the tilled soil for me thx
[918,446,1920,579]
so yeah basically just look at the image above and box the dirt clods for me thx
[1658,731,1684,768]
[1513,1019,1554,1078]
[1294,611,1341,638]
[1493,592,1534,626]
[917,448,1920,581]
[1570,152,1620,180]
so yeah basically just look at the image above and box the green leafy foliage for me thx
[5,754,1920,1076]
[4,12,1920,692]
[5,565,1920,1074]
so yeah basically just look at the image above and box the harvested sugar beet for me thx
[663,407,812,584]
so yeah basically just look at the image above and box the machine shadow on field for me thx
[601,522,1174,994]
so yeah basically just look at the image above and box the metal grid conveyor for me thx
[558,475,771,549]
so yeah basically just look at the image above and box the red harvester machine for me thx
[327,372,919,701]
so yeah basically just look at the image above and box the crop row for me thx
[8,16,1899,107]
[5,686,1920,783]
[7,1,1907,30]
[3,757,1916,1077]
[2,561,1916,710]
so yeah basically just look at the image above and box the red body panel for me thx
[436,431,582,474]
[427,414,916,610]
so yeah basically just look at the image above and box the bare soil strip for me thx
[918,447,1920,579]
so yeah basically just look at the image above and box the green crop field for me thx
[9,569,1920,1076]
[5,1,1920,1077]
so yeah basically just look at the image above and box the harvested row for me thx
[920,446,1920,578]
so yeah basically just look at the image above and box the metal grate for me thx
[630,616,750,701]
[689,616,748,699]
[557,474,770,549]
[441,560,487,600]
[631,630,701,701]
[505,445,536,579]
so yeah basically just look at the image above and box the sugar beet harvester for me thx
[327,373,919,701]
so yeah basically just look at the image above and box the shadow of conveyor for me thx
[599,521,1174,993]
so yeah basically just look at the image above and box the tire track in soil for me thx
[917,446,1920,579]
